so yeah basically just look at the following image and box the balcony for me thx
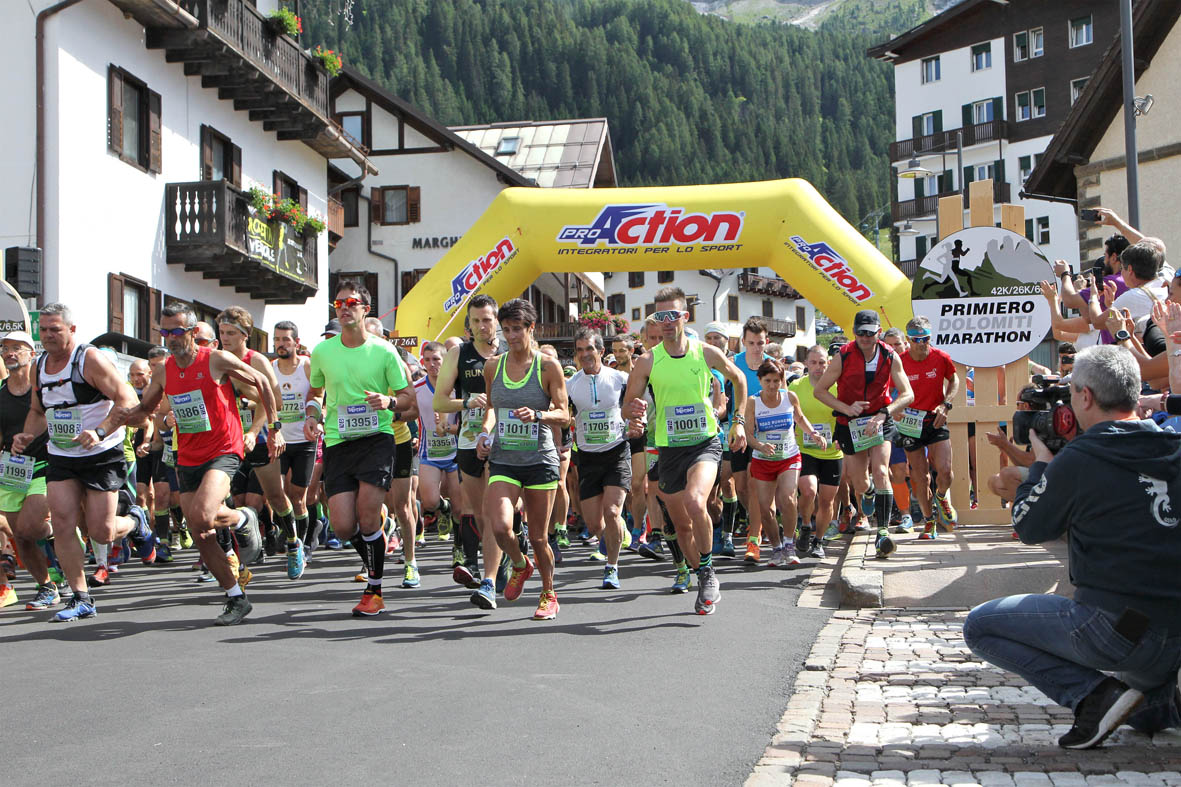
[896,258,919,278]
[892,181,1011,223]
[117,0,369,167]
[327,196,344,249]
[166,180,317,304]
[763,318,797,338]
[737,272,800,299]
[889,120,1012,163]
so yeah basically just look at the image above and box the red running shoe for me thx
[91,566,111,586]
[503,556,534,602]
[352,589,385,617]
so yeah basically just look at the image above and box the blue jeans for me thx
[964,594,1181,733]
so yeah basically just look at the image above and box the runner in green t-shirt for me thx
[305,279,413,619]
[789,345,844,554]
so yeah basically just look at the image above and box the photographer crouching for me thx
[963,345,1181,749]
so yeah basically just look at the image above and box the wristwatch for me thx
[1115,329,1132,343]
[942,400,953,411]
[271,421,282,431]
[95,427,107,439]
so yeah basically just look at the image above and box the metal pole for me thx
[1120,0,1140,228]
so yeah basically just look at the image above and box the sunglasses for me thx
[652,310,687,323]
[159,327,193,338]
[909,335,932,344]
[1060,355,1075,364]
[195,337,212,346]
[333,297,366,310]
[855,329,878,337]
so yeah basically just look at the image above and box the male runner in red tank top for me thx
[114,302,278,626]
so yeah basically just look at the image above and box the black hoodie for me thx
[1013,418,1181,633]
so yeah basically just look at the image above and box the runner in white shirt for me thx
[414,341,459,548]
[272,321,315,579]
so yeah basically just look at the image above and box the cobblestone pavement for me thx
[748,609,1181,787]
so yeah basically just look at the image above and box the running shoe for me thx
[326,530,342,550]
[237,564,253,589]
[822,521,842,542]
[26,583,60,610]
[860,491,875,517]
[627,528,642,552]
[1,554,16,580]
[782,540,802,566]
[555,526,571,549]
[415,532,426,547]
[918,517,938,540]
[352,588,386,617]
[936,493,958,531]
[601,565,620,590]
[621,527,632,551]
[695,565,720,615]
[153,542,174,564]
[402,564,420,588]
[744,541,760,565]
[215,594,253,626]
[853,516,871,532]
[196,566,215,583]
[107,559,119,574]
[721,532,736,558]
[0,584,16,608]
[578,524,591,544]
[671,563,692,594]
[767,546,784,567]
[470,578,497,610]
[91,566,110,586]
[127,506,157,563]
[808,539,826,559]
[875,529,896,559]
[503,556,534,602]
[638,539,665,561]
[452,562,477,588]
[168,532,181,551]
[495,555,511,595]
[353,571,368,583]
[894,513,915,534]
[437,506,453,541]
[589,547,607,562]
[548,534,563,566]
[52,595,97,622]
[386,526,401,556]
[712,527,724,556]
[179,527,194,550]
[287,539,306,580]
[533,590,559,620]
[233,507,263,565]
[451,542,466,569]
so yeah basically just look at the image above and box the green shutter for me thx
[962,103,973,128]
[916,236,928,258]
[941,169,953,192]
[933,110,943,134]
[1025,218,1034,241]
[994,159,1006,183]
[912,115,923,139]
[914,177,925,199]
[992,96,1004,122]
[963,166,975,185]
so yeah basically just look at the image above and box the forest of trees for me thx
[302,0,911,226]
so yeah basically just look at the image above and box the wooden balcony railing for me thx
[763,317,797,338]
[896,258,919,277]
[892,181,1011,222]
[737,271,800,299]
[327,196,344,245]
[889,120,1012,163]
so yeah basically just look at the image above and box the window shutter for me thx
[407,186,421,223]
[298,186,308,212]
[963,166,975,186]
[148,287,161,341]
[273,170,281,198]
[994,159,1006,183]
[108,274,125,334]
[941,169,953,192]
[992,96,1004,122]
[961,103,972,128]
[933,110,943,134]
[371,187,382,224]
[916,236,928,258]
[912,115,923,140]
[230,144,242,187]
[148,88,162,174]
[200,125,213,180]
[1025,218,1034,241]
[108,66,123,156]
[914,178,925,199]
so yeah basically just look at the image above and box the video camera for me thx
[1011,374,1077,453]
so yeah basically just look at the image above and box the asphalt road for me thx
[1,537,830,786]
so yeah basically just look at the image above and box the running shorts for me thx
[834,414,899,456]
[657,435,722,495]
[574,441,631,500]
[898,421,951,452]
[728,445,754,473]
[177,454,242,495]
[749,453,802,482]
[324,433,396,497]
[456,448,486,479]
[0,460,47,513]
[280,441,317,488]
[800,454,842,487]
[488,461,559,491]
[392,439,413,480]
[46,447,126,493]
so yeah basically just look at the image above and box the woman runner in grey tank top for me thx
[474,299,569,620]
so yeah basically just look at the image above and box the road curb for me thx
[837,530,882,608]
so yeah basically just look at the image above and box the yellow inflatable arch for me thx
[395,178,914,342]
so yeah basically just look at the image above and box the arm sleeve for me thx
[1011,453,1078,543]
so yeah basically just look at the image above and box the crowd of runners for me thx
[0,280,963,625]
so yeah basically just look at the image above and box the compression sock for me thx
[215,527,234,555]
[460,515,481,569]
[274,507,296,542]
[873,488,894,532]
[92,541,109,568]
[513,510,527,554]
[154,511,171,541]
[171,506,184,528]
[258,506,274,538]
[664,523,685,565]
[699,552,713,569]
[891,481,910,511]
[721,495,737,534]
[360,529,387,589]
[294,513,310,543]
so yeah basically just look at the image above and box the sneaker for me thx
[555,526,571,549]
[326,532,342,550]
[1058,677,1144,749]
[26,583,60,610]
[452,563,478,588]
[695,565,720,615]
[127,506,157,563]
[179,527,194,549]
[91,566,111,586]
[671,564,692,594]
[808,539,826,559]
[627,528,641,552]
[589,548,607,562]
[52,595,97,622]
[549,534,563,566]
[720,532,736,558]
[860,491,875,517]
[503,556,534,602]
[894,513,914,534]
[168,533,181,551]
[621,526,632,551]
[451,543,466,569]
[1,554,17,580]
[437,509,453,541]
[214,593,253,625]
[153,542,174,564]
[744,540,761,565]
[853,516,871,532]
[0,584,16,608]
[533,590,559,620]
[767,546,784,568]
[286,539,306,580]
[196,568,215,583]
[233,507,263,565]
[352,588,386,617]
[712,527,724,556]
[936,493,958,531]
[601,565,620,590]
[638,539,665,561]
[822,521,842,542]
[415,532,426,547]
[781,540,801,566]
[918,518,938,540]
[470,578,497,610]
[402,564,420,588]
[875,529,896,559]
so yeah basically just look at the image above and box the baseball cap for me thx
[685,328,699,339]
[853,310,880,334]
[1,330,35,350]
[604,353,617,364]
[322,319,342,337]
[703,321,729,338]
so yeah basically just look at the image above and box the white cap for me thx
[704,321,729,338]
[1,330,35,350]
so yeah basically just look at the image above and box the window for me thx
[657,270,674,283]
[644,302,655,317]
[970,42,992,72]
[762,299,773,318]
[199,125,240,186]
[972,99,994,124]
[1071,77,1090,105]
[727,295,739,321]
[1036,216,1050,246]
[108,273,159,342]
[383,188,407,224]
[1070,15,1093,48]
[631,308,640,321]
[1019,155,1033,182]
[974,163,996,181]
[686,299,698,323]
[628,271,645,288]
[1031,27,1044,57]
[1032,87,1046,118]
[1015,90,1032,121]
[921,56,940,84]
[1014,31,1029,62]
[123,283,141,340]
[920,111,938,136]
[796,305,807,331]
[373,186,421,225]
[108,66,161,173]
[341,188,359,227]
[336,112,368,148]
[922,173,939,196]
[607,294,626,315]
[495,137,520,156]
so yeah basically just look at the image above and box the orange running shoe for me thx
[91,566,111,586]
[353,572,368,582]
[533,590,559,620]
[226,551,240,578]
[744,541,760,565]
[503,556,534,602]
[352,588,385,617]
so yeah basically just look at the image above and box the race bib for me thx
[578,407,622,446]
[803,423,832,449]
[239,400,253,432]
[168,391,212,434]
[337,403,380,440]
[664,403,710,447]
[849,415,885,452]
[459,406,485,448]
[279,392,304,423]
[645,449,658,472]
[162,442,176,468]
[496,408,539,451]
[897,408,927,439]
[758,431,790,460]
[47,406,83,449]
[426,432,457,459]
[0,451,35,491]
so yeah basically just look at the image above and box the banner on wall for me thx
[0,279,31,338]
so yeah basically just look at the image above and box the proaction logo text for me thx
[444,237,517,311]
[557,205,744,247]
[789,236,873,303]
